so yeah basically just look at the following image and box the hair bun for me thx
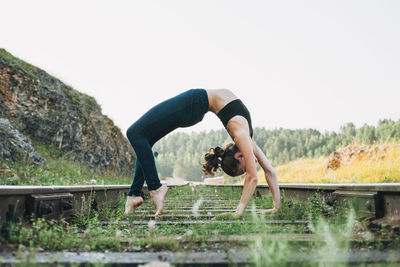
[202,143,240,177]
[213,147,225,158]
[202,146,224,175]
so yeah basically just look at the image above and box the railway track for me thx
[0,183,399,266]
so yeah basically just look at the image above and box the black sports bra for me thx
[217,99,254,137]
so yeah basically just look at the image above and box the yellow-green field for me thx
[255,143,400,184]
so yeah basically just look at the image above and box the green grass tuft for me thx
[0,141,131,186]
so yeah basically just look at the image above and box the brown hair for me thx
[202,143,240,176]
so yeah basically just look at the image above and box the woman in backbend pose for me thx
[125,89,281,218]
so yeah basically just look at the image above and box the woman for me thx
[125,88,281,218]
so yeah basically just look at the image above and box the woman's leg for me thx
[126,126,162,192]
[125,160,145,214]
[128,160,145,197]
[125,114,171,217]
[125,89,209,216]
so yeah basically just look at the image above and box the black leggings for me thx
[126,89,209,196]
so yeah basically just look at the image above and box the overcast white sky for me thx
[1,0,399,135]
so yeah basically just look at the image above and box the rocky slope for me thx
[327,144,388,170]
[0,118,45,166]
[0,49,135,177]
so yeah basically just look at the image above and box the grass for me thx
[249,211,356,266]
[255,142,400,184]
[0,141,131,186]
[0,48,39,80]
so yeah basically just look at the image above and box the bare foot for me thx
[149,185,168,218]
[124,196,143,215]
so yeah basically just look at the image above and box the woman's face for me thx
[234,152,258,176]
[235,152,246,176]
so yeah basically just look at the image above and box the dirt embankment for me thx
[327,144,391,170]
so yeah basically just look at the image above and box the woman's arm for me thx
[253,140,281,212]
[232,130,259,217]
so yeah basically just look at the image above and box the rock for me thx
[0,118,45,165]
[327,144,388,170]
[0,48,135,176]
[326,151,341,170]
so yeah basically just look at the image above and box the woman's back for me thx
[206,89,238,114]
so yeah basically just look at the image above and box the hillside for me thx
[0,49,135,179]
[255,143,400,184]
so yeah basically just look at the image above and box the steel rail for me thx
[1,183,399,227]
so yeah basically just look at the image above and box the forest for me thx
[153,119,400,181]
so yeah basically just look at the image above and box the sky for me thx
[1,0,399,135]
